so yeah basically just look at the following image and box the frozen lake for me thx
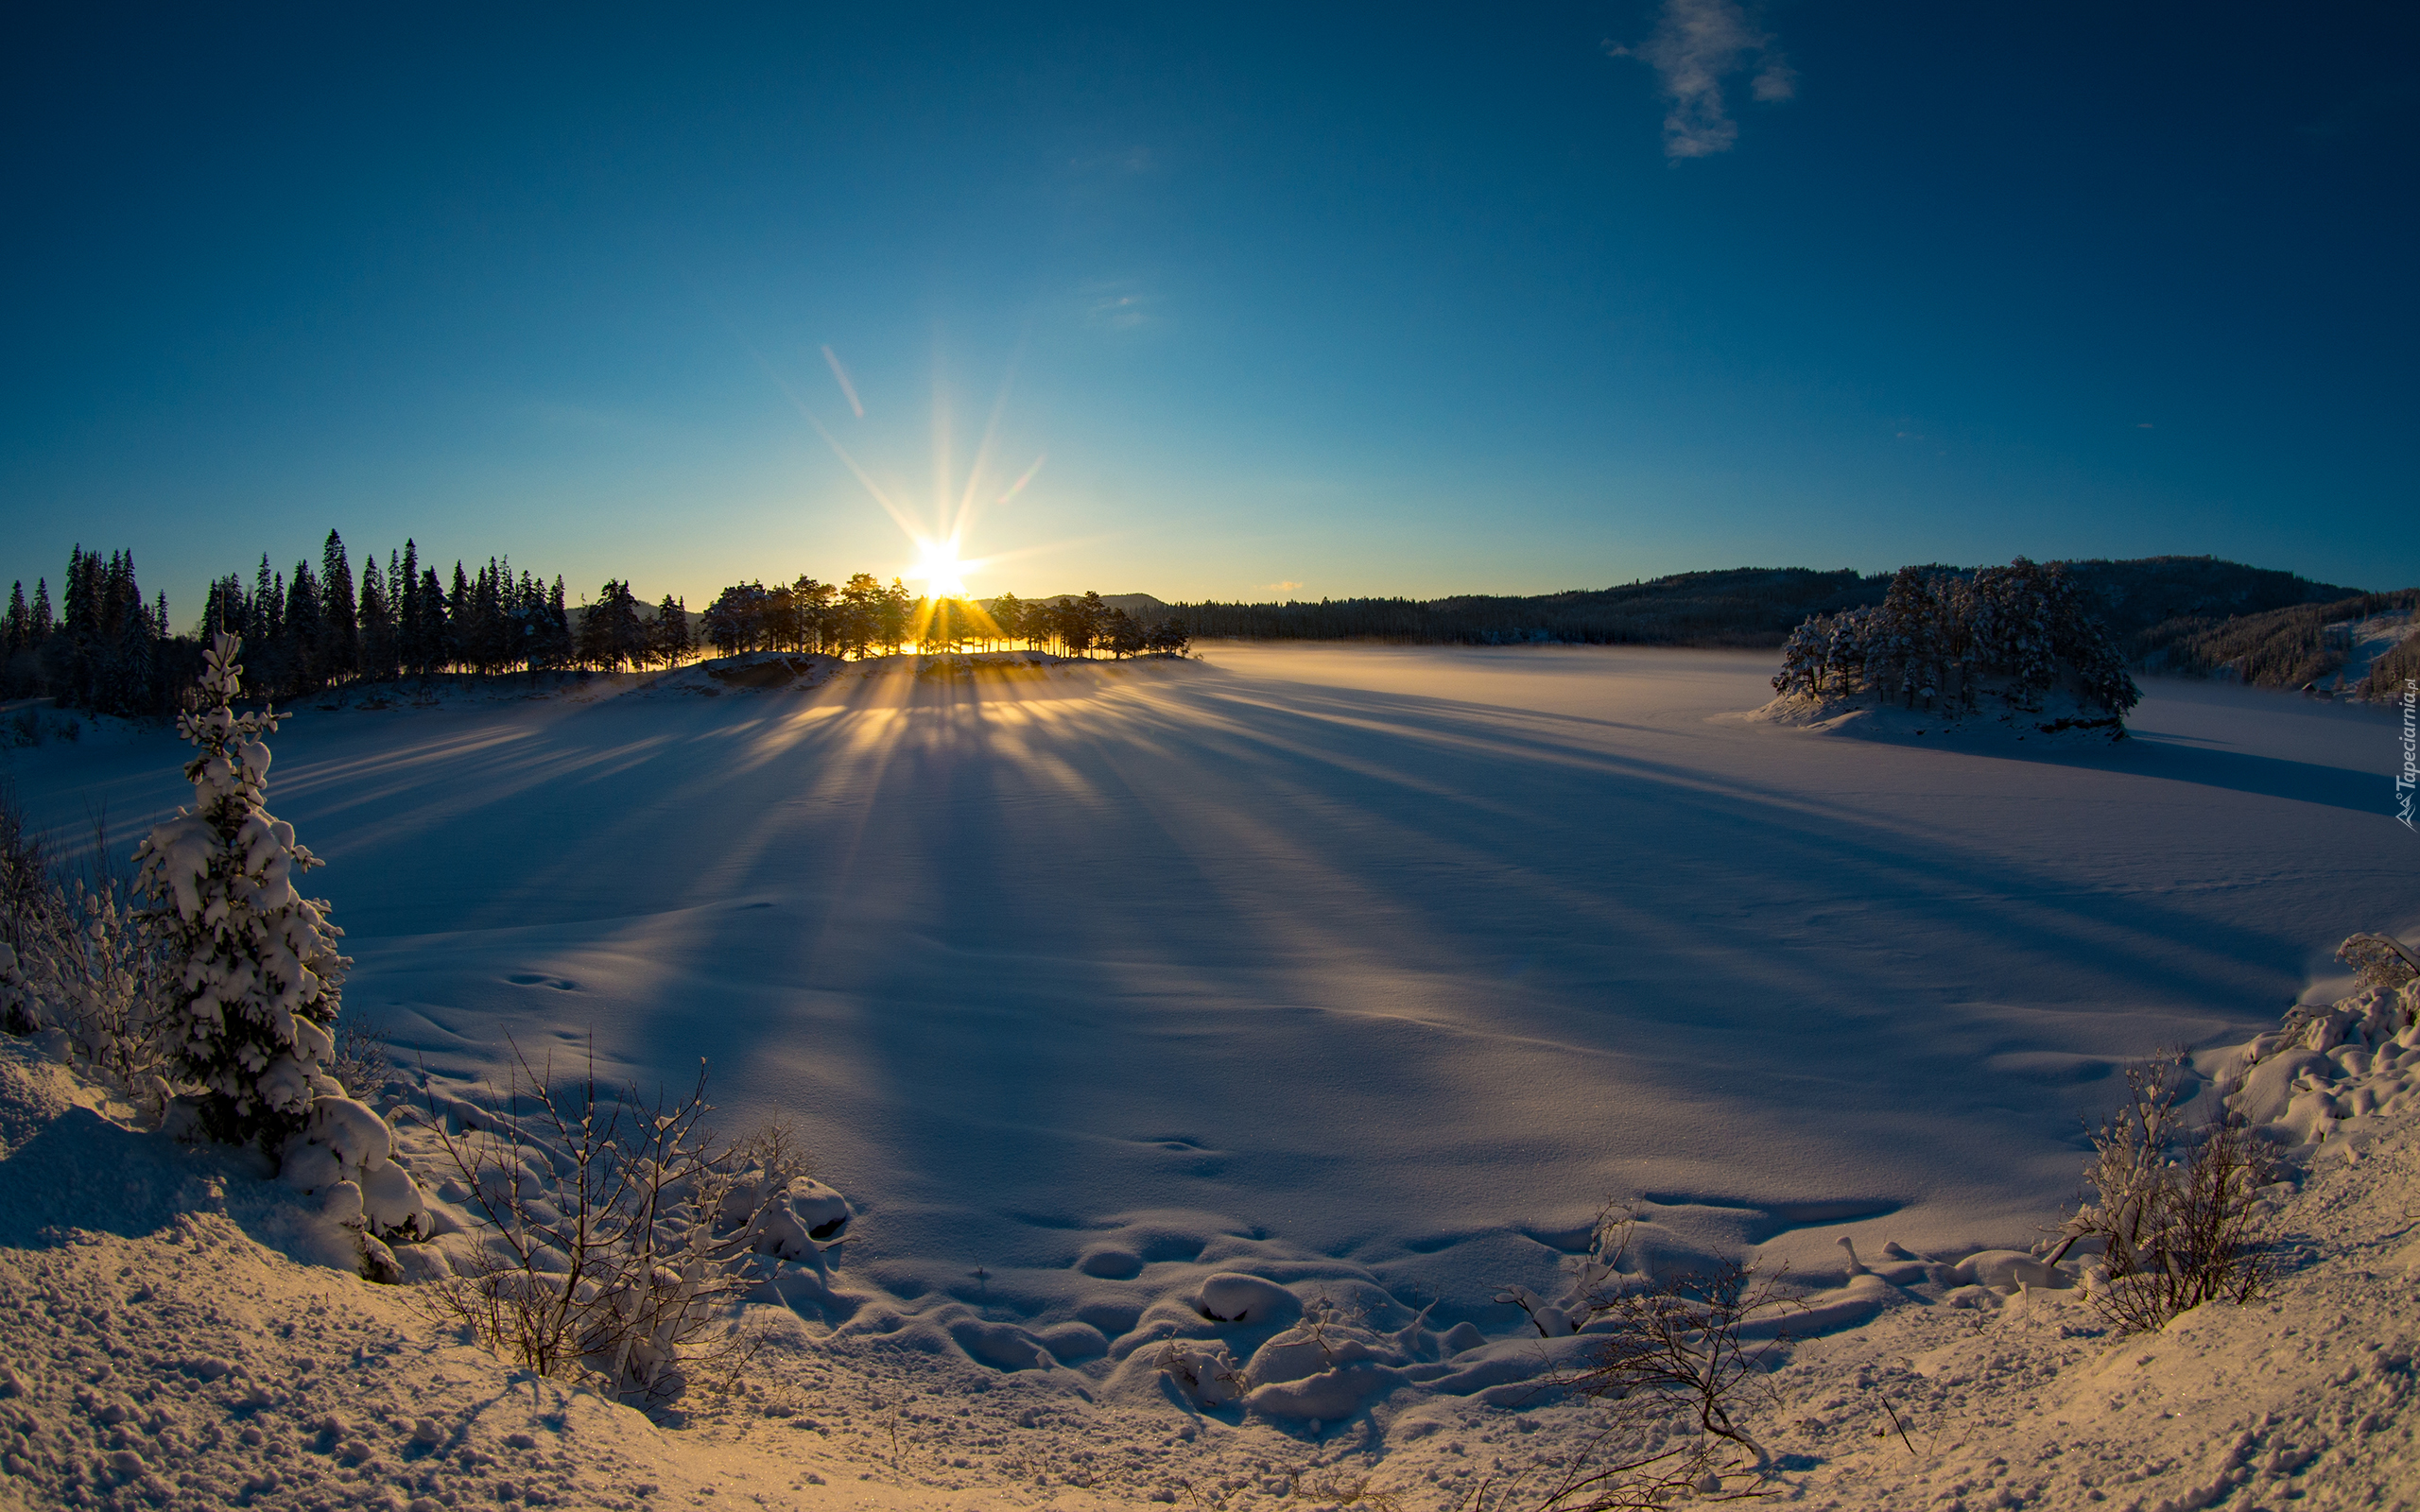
[8,644,2408,1337]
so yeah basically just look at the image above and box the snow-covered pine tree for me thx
[135,632,350,1150]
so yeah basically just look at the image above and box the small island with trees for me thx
[1760,558,2142,738]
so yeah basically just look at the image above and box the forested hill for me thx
[2057,558,2361,639]
[1165,558,2366,650]
[1170,569,1887,647]
[1171,556,2361,643]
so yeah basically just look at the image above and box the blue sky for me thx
[3,2,2413,619]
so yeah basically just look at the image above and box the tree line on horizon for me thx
[2,534,698,717]
[698,576,1189,660]
[2,535,1196,721]
[5,541,2394,721]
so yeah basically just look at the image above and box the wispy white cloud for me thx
[1263,579,1305,593]
[1606,0,1794,160]
[1080,279,1162,332]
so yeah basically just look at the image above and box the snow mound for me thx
[644,652,842,696]
[1750,689,2128,742]
[2215,978,2420,1147]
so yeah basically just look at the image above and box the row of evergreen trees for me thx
[989,592,1191,659]
[4,533,1212,719]
[1772,558,2141,716]
[1,548,182,717]
[4,534,702,714]
[698,578,1190,659]
[195,535,691,695]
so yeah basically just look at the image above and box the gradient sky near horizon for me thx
[3,2,2413,621]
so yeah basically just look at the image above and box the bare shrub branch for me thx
[420,1035,798,1407]
[0,786,175,1104]
[1563,1260,1791,1472]
[2059,1050,2276,1334]
[328,1016,393,1099]
[1477,1199,1787,1509]
[2338,932,2420,993]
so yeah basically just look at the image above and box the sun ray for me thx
[995,455,1046,506]
[820,345,865,418]
[759,337,1064,605]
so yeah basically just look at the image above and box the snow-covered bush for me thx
[282,1091,431,1264]
[2336,932,2420,997]
[12,876,172,1101]
[0,785,174,1101]
[134,633,351,1149]
[1772,558,2139,721]
[424,1039,829,1407]
[2055,1054,2274,1334]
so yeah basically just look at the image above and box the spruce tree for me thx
[320,531,358,683]
[397,542,423,674]
[543,576,573,669]
[136,634,349,1151]
[285,560,323,691]
[447,561,472,671]
[359,558,396,680]
[418,567,446,673]
[50,546,94,704]
[248,557,276,648]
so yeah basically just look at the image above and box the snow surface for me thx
[3,643,2415,1507]
[2,993,2416,1509]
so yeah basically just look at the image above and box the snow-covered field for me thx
[3,643,2414,1509]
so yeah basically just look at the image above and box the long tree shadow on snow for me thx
[231,658,2407,1317]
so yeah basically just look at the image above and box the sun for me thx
[911,543,968,598]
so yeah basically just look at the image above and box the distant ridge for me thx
[981,593,1170,616]
[1153,558,2374,655]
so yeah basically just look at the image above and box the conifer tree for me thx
[285,560,324,692]
[651,593,690,666]
[543,576,574,669]
[135,634,350,1150]
[48,546,93,703]
[418,566,446,674]
[444,562,471,671]
[396,542,423,674]
[359,558,396,680]
[578,580,648,669]
[248,557,276,649]
[320,531,358,683]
